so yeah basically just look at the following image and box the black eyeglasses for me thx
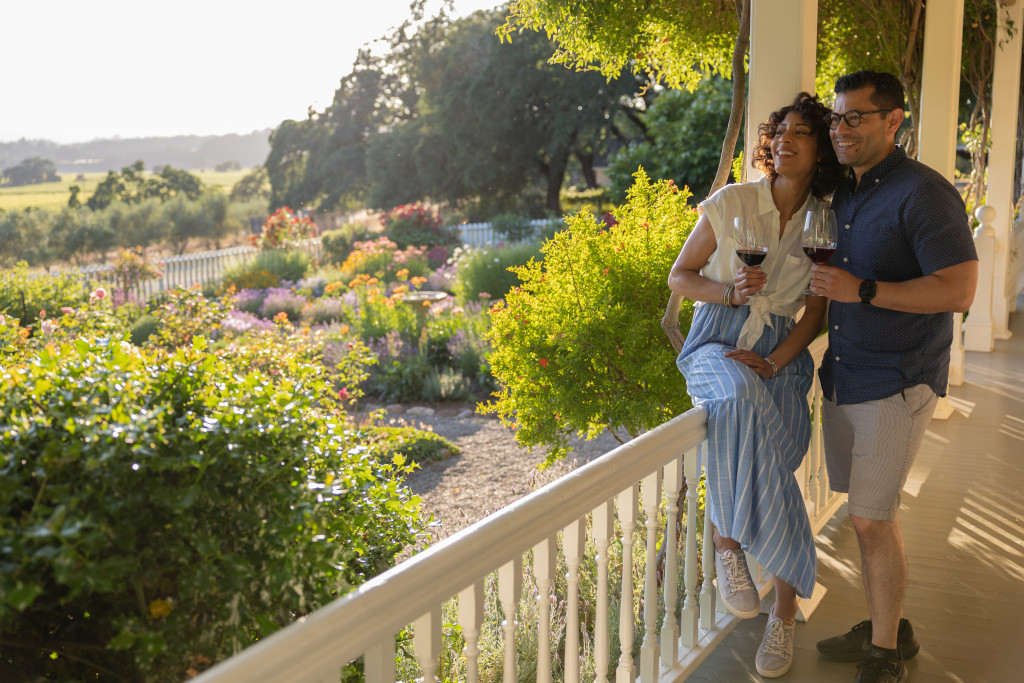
[824,109,893,129]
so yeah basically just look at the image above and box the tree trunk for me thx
[575,149,599,189]
[709,0,751,196]
[544,148,570,215]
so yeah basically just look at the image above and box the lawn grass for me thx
[0,170,249,212]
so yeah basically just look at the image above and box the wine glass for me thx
[733,215,772,297]
[801,207,838,295]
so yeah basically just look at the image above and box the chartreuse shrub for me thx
[484,170,697,462]
[0,335,424,680]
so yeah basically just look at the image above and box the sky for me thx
[2,0,502,144]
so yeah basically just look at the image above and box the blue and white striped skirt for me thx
[676,302,816,598]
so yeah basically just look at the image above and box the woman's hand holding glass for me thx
[733,215,772,298]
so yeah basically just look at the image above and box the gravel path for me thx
[370,402,624,551]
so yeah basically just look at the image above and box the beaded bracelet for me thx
[765,357,778,379]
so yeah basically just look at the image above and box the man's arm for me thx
[809,260,978,313]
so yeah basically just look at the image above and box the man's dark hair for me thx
[834,70,905,111]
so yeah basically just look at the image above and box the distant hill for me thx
[0,130,273,174]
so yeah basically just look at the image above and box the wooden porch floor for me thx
[689,305,1024,682]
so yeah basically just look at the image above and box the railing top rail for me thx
[194,405,708,681]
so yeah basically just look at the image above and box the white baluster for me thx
[616,483,638,683]
[498,558,522,683]
[563,518,586,683]
[414,607,442,682]
[592,501,614,683]
[458,582,484,683]
[812,377,827,515]
[661,455,682,668]
[699,445,718,628]
[364,640,395,683]
[533,537,557,683]
[640,470,662,681]
[963,205,997,351]
[680,446,699,648]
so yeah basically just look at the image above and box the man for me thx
[809,70,978,683]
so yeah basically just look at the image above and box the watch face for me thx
[859,279,876,302]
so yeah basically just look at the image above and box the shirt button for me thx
[875,178,880,183]
[833,325,839,330]
[835,356,841,362]
[843,257,849,262]
[845,224,850,229]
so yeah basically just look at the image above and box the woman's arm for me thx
[724,294,827,378]
[668,213,766,304]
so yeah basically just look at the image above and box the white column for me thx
[988,0,1024,339]
[964,206,997,350]
[918,0,966,413]
[746,0,818,180]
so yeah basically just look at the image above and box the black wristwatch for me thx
[859,278,877,305]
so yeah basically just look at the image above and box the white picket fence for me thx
[456,218,560,247]
[75,239,323,302]
[194,337,842,682]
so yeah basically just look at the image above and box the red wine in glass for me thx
[736,248,768,267]
[801,245,834,264]
[801,208,838,295]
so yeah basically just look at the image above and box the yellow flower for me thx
[149,598,174,619]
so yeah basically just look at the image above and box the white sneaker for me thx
[714,548,759,618]
[756,612,795,678]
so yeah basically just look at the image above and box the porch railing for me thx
[193,337,841,682]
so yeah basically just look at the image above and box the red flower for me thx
[539,358,548,369]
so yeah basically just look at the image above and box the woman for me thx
[668,92,843,678]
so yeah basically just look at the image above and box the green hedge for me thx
[0,335,423,680]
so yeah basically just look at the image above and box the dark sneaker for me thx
[817,618,920,662]
[856,645,907,683]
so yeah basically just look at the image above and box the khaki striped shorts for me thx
[822,384,937,521]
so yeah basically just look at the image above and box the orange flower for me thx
[539,358,548,369]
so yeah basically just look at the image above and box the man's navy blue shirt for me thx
[819,146,977,405]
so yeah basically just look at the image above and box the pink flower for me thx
[61,307,75,315]
[478,292,492,299]
[38,309,46,319]
[338,388,350,401]
[90,288,107,303]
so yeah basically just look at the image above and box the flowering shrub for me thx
[231,287,267,315]
[339,237,431,283]
[484,170,697,462]
[380,203,458,250]
[249,206,317,250]
[259,287,308,322]
[220,309,275,335]
[146,287,233,350]
[111,246,163,303]
[303,296,348,326]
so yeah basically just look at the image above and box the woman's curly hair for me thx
[751,91,845,199]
